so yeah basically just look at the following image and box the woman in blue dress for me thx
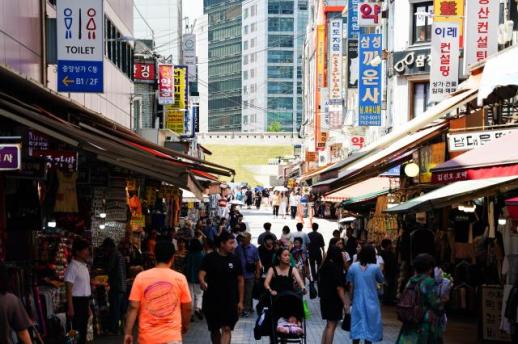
[346,245,384,343]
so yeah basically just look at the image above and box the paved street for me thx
[97,207,478,344]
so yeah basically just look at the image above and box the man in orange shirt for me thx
[124,241,192,344]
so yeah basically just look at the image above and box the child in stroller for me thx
[271,291,306,343]
[276,315,304,335]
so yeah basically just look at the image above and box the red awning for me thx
[431,130,518,183]
[192,169,219,182]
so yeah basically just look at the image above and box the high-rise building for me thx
[241,0,308,133]
[204,0,243,131]
[134,0,183,64]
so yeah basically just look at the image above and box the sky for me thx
[183,0,204,25]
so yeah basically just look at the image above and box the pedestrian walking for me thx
[346,245,384,344]
[292,222,311,251]
[124,241,192,344]
[289,191,300,219]
[279,192,288,219]
[255,190,262,209]
[245,189,253,209]
[235,232,261,316]
[319,246,350,344]
[172,238,188,275]
[199,231,244,344]
[307,222,326,280]
[280,225,293,248]
[101,238,127,335]
[258,222,278,246]
[264,247,306,296]
[396,254,444,344]
[379,239,398,305]
[185,238,205,321]
[0,263,33,344]
[272,191,281,218]
[291,237,309,284]
[64,238,91,344]
[258,234,276,275]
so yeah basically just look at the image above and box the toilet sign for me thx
[57,0,104,93]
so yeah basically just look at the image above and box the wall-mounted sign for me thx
[329,19,343,100]
[164,107,184,134]
[164,66,189,134]
[134,62,156,81]
[448,128,518,152]
[158,64,174,105]
[392,49,431,76]
[430,22,459,102]
[28,130,49,156]
[56,0,104,93]
[347,39,359,88]
[32,150,78,170]
[358,33,382,126]
[351,136,365,150]
[0,144,21,171]
[358,0,382,27]
[464,0,499,74]
[182,34,197,83]
[348,0,360,39]
[305,151,317,162]
[419,142,445,183]
[433,0,464,48]
[329,104,343,129]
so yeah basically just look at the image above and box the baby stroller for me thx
[255,291,306,344]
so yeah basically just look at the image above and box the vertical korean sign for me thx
[57,0,104,93]
[464,0,499,74]
[358,0,382,27]
[358,33,382,126]
[329,19,343,101]
[347,0,360,89]
[434,0,464,47]
[158,64,174,105]
[315,25,326,151]
[430,22,459,102]
[348,0,360,39]
[164,66,188,135]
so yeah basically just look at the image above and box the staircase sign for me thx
[56,0,104,93]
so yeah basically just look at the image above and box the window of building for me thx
[250,53,256,63]
[268,1,294,15]
[268,66,294,78]
[244,25,249,35]
[250,99,255,107]
[268,50,294,63]
[251,84,256,93]
[268,18,294,32]
[268,82,294,94]
[250,68,255,78]
[251,5,257,16]
[410,81,431,119]
[268,97,293,110]
[243,40,248,50]
[413,2,433,44]
[251,38,256,48]
[243,70,248,80]
[243,85,248,94]
[104,16,133,79]
[243,55,248,65]
[244,8,249,18]
[243,115,249,125]
[251,113,256,123]
[243,100,249,109]
[251,23,257,32]
[268,34,294,48]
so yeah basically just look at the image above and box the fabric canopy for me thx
[322,177,392,202]
[431,130,518,183]
[478,46,518,106]
[386,176,518,213]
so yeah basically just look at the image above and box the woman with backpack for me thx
[396,253,444,344]
[346,245,384,344]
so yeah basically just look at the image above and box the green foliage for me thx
[267,121,282,132]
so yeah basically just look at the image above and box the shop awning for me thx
[478,46,518,106]
[322,177,392,203]
[431,130,518,183]
[312,123,446,194]
[317,88,478,180]
[386,176,518,213]
[0,96,206,198]
[298,163,334,183]
[181,189,209,203]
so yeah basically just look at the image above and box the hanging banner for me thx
[433,0,464,47]
[182,33,197,83]
[430,22,459,102]
[172,66,188,110]
[358,33,382,126]
[329,19,343,100]
[56,0,104,93]
[158,64,174,105]
[164,106,185,134]
[320,88,330,130]
[448,128,518,152]
[348,0,360,39]
[164,65,189,134]
[315,25,326,151]
[463,0,499,74]
[133,62,156,82]
[329,104,343,129]
[358,0,382,27]
[347,39,359,88]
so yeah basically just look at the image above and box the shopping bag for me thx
[341,312,351,332]
[309,281,318,299]
[303,300,311,320]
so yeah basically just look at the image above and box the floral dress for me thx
[396,274,444,344]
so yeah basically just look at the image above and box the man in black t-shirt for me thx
[199,231,244,344]
[258,234,276,274]
[307,223,325,280]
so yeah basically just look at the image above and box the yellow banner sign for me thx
[164,106,185,134]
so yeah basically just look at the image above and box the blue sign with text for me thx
[358,33,382,126]
[57,60,103,93]
[348,0,360,39]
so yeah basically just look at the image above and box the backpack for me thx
[396,277,426,326]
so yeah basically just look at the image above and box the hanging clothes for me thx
[54,170,78,213]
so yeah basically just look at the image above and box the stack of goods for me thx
[367,195,399,244]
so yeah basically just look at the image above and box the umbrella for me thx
[229,200,244,205]
[273,186,288,192]
[339,216,357,223]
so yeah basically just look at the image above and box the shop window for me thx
[412,1,433,44]
[410,81,431,119]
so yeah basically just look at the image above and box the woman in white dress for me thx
[279,192,288,219]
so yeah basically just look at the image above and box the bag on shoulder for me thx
[396,277,425,326]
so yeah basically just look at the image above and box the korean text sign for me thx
[329,19,343,100]
[134,63,156,81]
[358,33,382,126]
[348,0,360,39]
[56,0,104,93]
[430,22,459,102]
[464,0,499,73]
[358,0,382,27]
[158,64,174,105]
[0,144,21,170]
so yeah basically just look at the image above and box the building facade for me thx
[134,0,183,65]
[241,0,308,133]
[204,0,243,131]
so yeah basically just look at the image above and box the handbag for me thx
[303,300,311,319]
[341,312,351,332]
[309,280,318,299]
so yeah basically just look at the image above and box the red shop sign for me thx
[133,63,156,81]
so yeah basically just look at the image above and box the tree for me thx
[267,121,282,132]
